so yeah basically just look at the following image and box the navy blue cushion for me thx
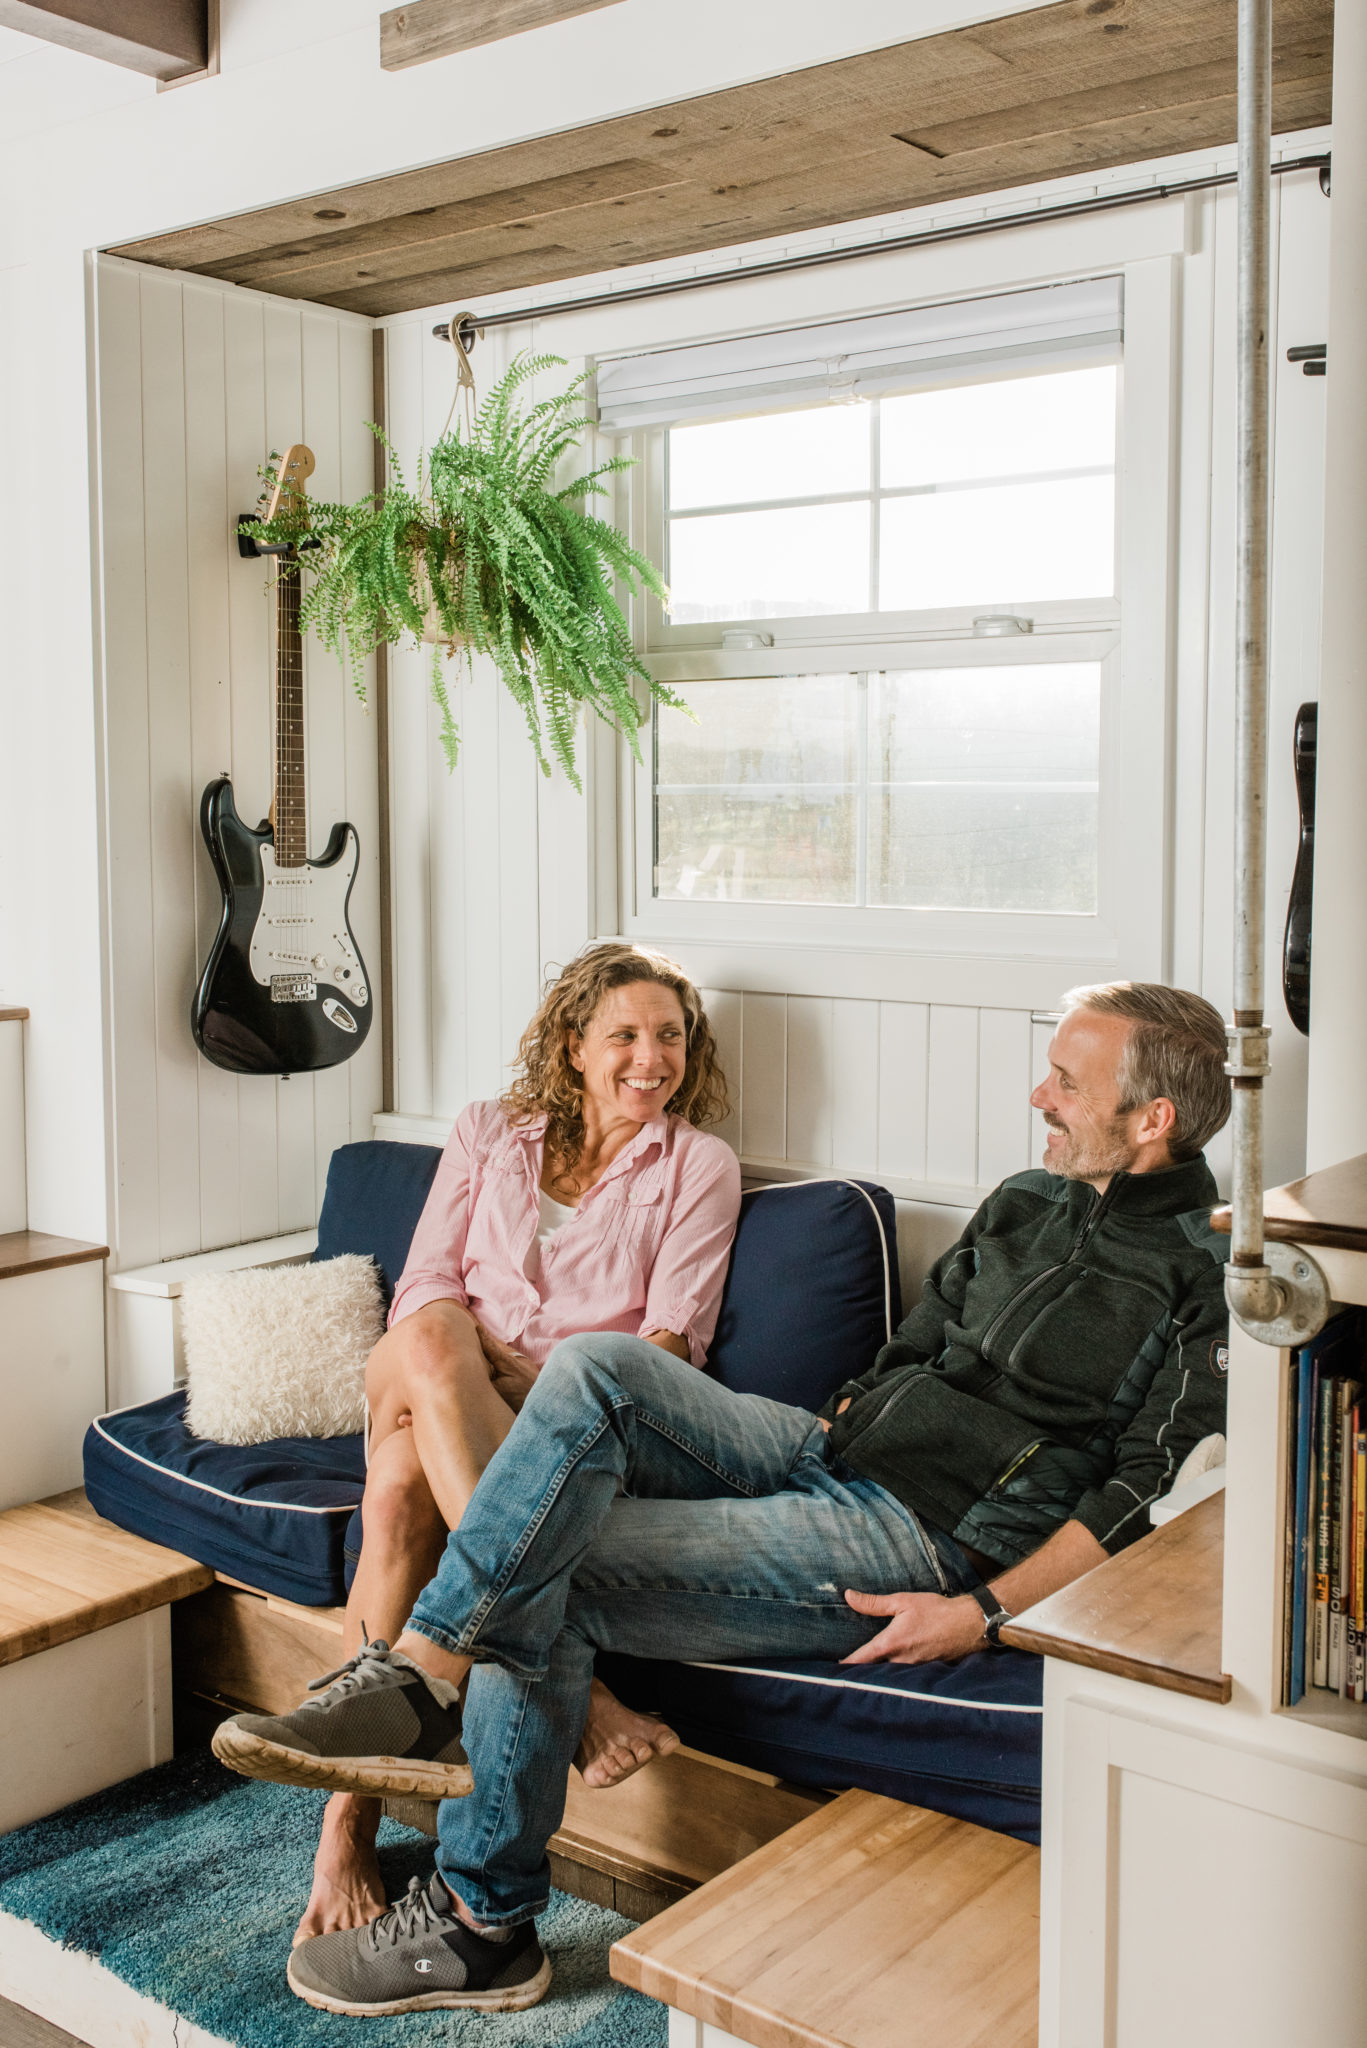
[597,1647,1042,1843]
[83,1393,365,1606]
[708,1179,902,1410]
[314,1140,443,1304]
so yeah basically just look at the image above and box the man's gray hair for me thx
[1062,982,1230,1163]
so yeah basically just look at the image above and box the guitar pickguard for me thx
[248,837,369,1008]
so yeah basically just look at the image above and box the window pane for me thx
[669,406,870,509]
[669,501,870,622]
[655,790,857,904]
[868,665,1100,912]
[879,476,1114,611]
[655,675,858,903]
[656,676,859,786]
[881,365,1116,488]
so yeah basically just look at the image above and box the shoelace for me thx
[307,1631,394,1699]
[364,1877,448,1953]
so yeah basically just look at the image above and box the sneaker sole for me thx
[211,1721,473,1800]
[287,1952,552,2015]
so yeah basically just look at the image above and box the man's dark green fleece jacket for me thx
[819,1156,1229,1567]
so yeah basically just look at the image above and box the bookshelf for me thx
[1027,1155,1367,2048]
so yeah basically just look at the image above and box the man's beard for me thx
[1042,1113,1136,1181]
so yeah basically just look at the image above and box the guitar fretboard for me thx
[274,556,307,868]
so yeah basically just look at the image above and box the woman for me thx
[298,942,740,1945]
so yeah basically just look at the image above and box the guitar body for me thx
[192,778,373,1077]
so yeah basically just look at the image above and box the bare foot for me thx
[575,1677,680,1790]
[292,1794,387,1947]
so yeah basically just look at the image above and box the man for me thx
[215,981,1232,2018]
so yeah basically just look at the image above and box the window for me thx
[665,365,1117,623]
[612,263,1173,977]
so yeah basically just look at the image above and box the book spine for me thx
[1290,1344,1315,1706]
[1283,1360,1298,1704]
[1337,1384,1358,1697]
[1313,1376,1334,1689]
[1331,1383,1349,1692]
[1354,1414,1366,1705]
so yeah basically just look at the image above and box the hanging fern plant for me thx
[242,352,682,788]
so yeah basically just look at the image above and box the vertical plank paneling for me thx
[495,678,544,1095]
[701,988,741,1154]
[222,287,280,1241]
[182,282,241,1255]
[262,298,318,1233]
[877,1002,929,1183]
[96,260,382,1268]
[926,1005,980,1189]
[97,263,160,1269]
[831,999,879,1172]
[785,995,832,1167]
[301,309,353,1201]
[138,272,203,1264]
[740,992,786,1161]
[1029,1016,1056,1172]
[338,318,385,1149]
[976,1009,1034,1190]
[384,318,436,1117]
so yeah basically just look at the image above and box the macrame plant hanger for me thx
[440,311,481,441]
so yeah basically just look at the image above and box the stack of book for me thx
[1285,1314,1367,1707]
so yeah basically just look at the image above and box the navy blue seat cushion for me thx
[708,1178,902,1410]
[596,1646,1043,1843]
[84,1393,365,1606]
[314,1140,443,1304]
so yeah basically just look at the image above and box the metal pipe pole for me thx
[1226,0,1280,1325]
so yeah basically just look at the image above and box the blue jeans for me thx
[406,1333,972,1924]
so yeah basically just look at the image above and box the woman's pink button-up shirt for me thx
[388,1100,742,1368]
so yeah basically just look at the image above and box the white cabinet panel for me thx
[830,999,879,1173]
[739,992,786,1160]
[977,1007,1034,1189]
[876,1001,929,1184]
[785,995,832,1167]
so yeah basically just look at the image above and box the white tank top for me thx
[525,1185,577,1277]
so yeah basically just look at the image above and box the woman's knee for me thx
[367,1302,481,1408]
[362,1435,443,1546]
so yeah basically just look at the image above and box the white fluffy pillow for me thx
[182,1255,384,1445]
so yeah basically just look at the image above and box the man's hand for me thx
[840,1588,986,1665]
[818,1395,853,1435]
[473,1323,539,1409]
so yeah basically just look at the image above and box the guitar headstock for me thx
[263,443,316,525]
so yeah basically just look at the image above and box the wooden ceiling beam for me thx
[107,0,1334,314]
[380,0,626,71]
[0,0,208,79]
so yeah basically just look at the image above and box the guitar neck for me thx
[274,554,307,867]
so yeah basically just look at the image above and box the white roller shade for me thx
[593,277,1122,432]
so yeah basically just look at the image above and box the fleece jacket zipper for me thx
[978,1175,1126,1361]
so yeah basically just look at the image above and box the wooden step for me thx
[611,1787,1040,2048]
[0,1233,108,1283]
[0,1490,212,1668]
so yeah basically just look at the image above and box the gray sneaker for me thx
[211,1639,472,1799]
[288,1874,551,2016]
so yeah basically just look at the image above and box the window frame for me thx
[617,254,1177,989]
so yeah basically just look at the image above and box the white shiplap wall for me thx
[703,990,1050,1206]
[92,258,383,1276]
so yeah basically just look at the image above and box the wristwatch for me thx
[966,1580,1013,1648]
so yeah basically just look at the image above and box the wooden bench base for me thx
[172,1578,824,1922]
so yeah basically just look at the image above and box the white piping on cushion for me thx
[89,1410,359,1515]
[683,1659,1043,1714]
[743,1178,894,1342]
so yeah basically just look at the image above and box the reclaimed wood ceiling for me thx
[109,0,1333,317]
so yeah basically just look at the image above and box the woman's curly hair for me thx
[500,942,731,1177]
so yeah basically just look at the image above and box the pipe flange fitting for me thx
[1225,1239,1331,1347]
[1224,1023,1272,1079]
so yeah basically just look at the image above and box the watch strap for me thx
[966,1579,1012,1646]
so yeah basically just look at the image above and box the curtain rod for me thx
[433,152,1329,345]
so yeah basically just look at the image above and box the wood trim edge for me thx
[997,1622,1232,1702]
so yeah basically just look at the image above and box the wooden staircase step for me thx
[611,1787,1039,2048]
[0,1490,212,1667]
[0,1234,108,1283]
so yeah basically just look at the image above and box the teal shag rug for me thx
[0,1753,666,2048]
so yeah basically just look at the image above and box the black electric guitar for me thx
[191,445,373,1076]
